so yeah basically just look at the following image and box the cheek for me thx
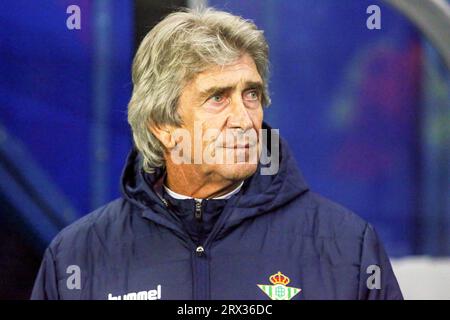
[201,114,228,138]
[249,107,264,129]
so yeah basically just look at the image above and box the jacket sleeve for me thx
[30,247,59,300]
[357,223,403,300]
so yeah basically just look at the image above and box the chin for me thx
[215,162,258,181]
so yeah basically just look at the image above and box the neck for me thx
[165,165,243,199]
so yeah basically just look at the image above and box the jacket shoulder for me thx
[293,191,369,240]
[48,198,130,255]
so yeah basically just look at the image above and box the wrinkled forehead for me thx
[192,54,263,92]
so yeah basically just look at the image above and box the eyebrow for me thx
[198,81,264,101]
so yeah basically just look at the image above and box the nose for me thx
[226,97,253,131]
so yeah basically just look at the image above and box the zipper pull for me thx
[194,199,202,221]
[195,246,205,256]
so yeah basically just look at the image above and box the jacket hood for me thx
[120,122,310,235]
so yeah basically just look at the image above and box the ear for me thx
[147,122,177,150]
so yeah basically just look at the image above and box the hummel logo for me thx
[107,285,162,300]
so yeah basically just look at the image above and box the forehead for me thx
[192,53,262,91]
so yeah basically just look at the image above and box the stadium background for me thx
[0,0,449,299]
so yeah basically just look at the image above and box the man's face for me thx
[173,53,264,183]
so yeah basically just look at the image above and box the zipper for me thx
[191,195,239,300]
[160,197,169,207]
[194,199,202,221]
[159,194,209,299]
[193,200,207,299]
[158,194,221,300]
[192,245,209,300]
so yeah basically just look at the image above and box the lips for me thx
[223,143,255,149]
[215,132,258,149]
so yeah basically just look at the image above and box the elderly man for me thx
[31,8,402,300]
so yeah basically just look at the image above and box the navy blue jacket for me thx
[31,130,403,300]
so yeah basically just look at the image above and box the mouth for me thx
[223,143,255,149]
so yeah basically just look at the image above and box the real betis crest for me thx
[257,271,301,300]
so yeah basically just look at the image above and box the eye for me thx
[243,89,259,101]
[211,94,225,103]
[206,93,229,108]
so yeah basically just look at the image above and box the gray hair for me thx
[127,7,271,173]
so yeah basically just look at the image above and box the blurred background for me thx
[0,0,448,299]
